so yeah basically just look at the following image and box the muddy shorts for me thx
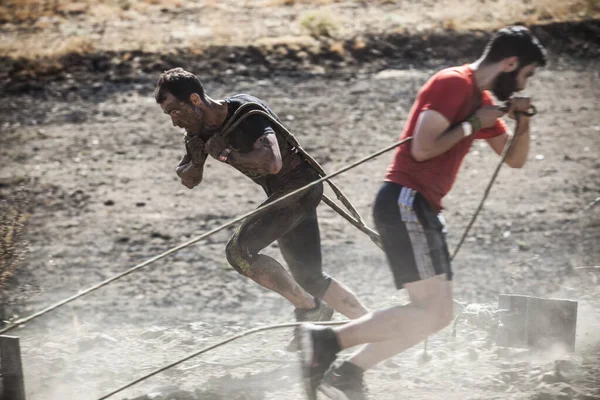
[225,166,331,297]
[373,181,452,289]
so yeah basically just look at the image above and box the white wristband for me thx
[461,121,473,137]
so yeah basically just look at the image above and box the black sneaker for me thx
[320,362,368,400]
[296,323,340,400]
[285,299,334,352]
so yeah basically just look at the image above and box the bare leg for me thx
[246,254,316,309]
[322,278,369,319]
[334,275,453,369]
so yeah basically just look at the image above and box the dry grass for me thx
[585,0,600,13]
[299,10,339,37]
[0,35,95,59]
[269,0,396,4]
[253,35,321,52]
[0,0,90,23]
[437,0,600,28]
[2,0,596,24]
[0,0,598,60]
[519,0,599,23]
[269,0,340,5]
[0,0,182,23]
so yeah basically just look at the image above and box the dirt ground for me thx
[1,3,599,400]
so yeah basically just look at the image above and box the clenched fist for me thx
[506,96,532,120]
[205,134,230,161]
[185,135,208,165]
[474,106,506,129]
[176,160,203,189]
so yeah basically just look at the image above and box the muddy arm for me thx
[227,132,282,175]
[175,153,205,189]
[176,136,208,189]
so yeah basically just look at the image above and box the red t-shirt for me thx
[385,65,507,212]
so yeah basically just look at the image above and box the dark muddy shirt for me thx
[222,94,310,194]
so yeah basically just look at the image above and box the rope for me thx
[322,194,383,249]
[579,196,600,215]
[97,320,348,400]
[0,138,410,336]
[450,126,517,260]
[448,108,536,260]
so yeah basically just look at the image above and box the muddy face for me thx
[160,91,205,136]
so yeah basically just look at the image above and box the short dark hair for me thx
[482,25,547,68]
[154,68,205,104]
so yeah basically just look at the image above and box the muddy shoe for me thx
[285,298,334,351]
[295,298,335,323]
[320,361,368,400]
[296,323,340,400]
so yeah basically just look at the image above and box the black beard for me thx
[492,70,519,102]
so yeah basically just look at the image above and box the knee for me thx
[295,273,331,298]
[413,296,453,335]
[225,236,253,277]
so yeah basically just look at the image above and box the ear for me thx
[189,93,203,107]
[502,56,519,72]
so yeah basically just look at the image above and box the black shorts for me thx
[373,181,452,289]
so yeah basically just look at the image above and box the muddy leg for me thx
[245,254,315,309]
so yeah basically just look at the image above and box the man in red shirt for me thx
[297,26,547,400]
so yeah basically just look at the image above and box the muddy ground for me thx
[1,21,600,400]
